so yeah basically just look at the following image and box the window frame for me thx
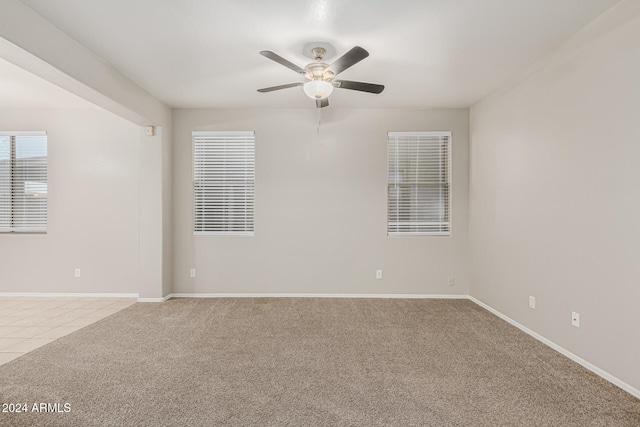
[0,131,48,234]
[387,130,451,237]
[192,130,255,236]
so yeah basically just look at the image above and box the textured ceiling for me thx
[14,0,622,109]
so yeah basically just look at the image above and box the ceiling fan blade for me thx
[334,80,385,94]
[259,51,305,75]
[316,98,329,108]
[327,46,369,76]
[257,82,303,93]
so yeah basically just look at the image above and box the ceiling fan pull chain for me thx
[316,107,322,135]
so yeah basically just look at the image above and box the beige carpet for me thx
[0,298,638,426]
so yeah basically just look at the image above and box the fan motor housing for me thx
[304,63,333,81]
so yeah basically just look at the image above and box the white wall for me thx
[162,121,173,298]
[469,2,640,391]
[2,0,174,300]
[173,108,469,295]
[0,108,141,294]
[138,122,175,300]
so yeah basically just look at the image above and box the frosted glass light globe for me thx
[303,80,334,99]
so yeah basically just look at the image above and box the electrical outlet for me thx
[74,268,81,278]
[448,277,455,286]
[572,311,580,328]
[376,270,383,279]
[529,296,536,309]
[190,268,196,278]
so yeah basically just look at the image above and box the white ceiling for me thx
[13,0,622,109]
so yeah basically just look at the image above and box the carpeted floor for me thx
[0,298,638,426]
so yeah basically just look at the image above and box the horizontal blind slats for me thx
[0,134,47,233]
[0,136,9,230]
[387,132,450,236]
[192,131,255,235]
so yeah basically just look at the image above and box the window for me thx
[387,131,450,236]
[192,131,255,235]
[0,132,48,233]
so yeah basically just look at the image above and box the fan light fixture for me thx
[303,80,334,99]
[258,46,384,108]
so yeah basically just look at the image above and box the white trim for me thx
[167,293,468,299]
[388,131,451,137]
[193,232,254,237]
[0,131,46,136]
[386,131,451,237]
[468,296,640,399]
[137,295,171,303]
[0,292,138,298]
[388,232,451,237]
[191,130,254,137]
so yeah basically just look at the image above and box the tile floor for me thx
[0,297,137,366]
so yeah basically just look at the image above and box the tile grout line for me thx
[0,296,136,366]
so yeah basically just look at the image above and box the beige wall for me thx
[173,108,469,295]
[469,3,640,390]
[0,108,141,293]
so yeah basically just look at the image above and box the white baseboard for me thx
[468,296,640,400]
[137,295,171,303]
[0,292,138,298]
[167,293,469,299]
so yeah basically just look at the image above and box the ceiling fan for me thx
[257,46,384,108]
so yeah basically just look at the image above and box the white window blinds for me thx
[0,131,48,233]
[192,131,255,235]
[387,131,450,236]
